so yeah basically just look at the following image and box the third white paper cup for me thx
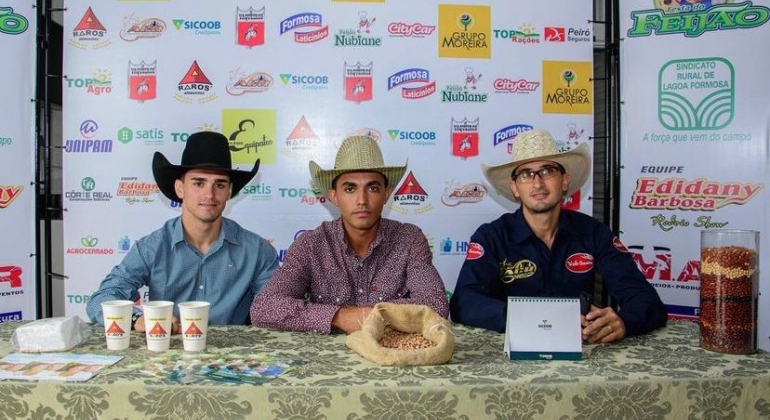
[178,301,210,351]
[101,300,134,351]
[142,300,174,351]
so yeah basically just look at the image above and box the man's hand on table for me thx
[331,306,373,334]
[581,305,626,343]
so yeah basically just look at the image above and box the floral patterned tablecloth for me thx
[1,320,769,420]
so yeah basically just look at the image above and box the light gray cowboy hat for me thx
[481,129,591,202]
[309,135,407,198]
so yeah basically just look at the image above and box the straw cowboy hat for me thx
[309,135,406,198]
[482,129,591,202]
[152,131,260,202]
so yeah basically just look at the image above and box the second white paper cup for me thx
[142,300,174,351]
[101,300,134,351]
[178,301,210,351]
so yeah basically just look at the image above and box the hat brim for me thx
[481,142,591,203]
[309,161,407,199]
[152,152,260,202]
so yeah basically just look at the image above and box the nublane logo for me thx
[69,7,111,49]
[119,15,166,41]
[630,177,763,210]
[284,116,320,157]
[0,185,23,208]
[0,7,29,35]
[334,11,382,47]
[280,12,329,43]
[628,2,770,38]
[441,67,487,103]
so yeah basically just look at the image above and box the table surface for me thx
[1,320,769,420]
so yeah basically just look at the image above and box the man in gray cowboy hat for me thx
[250,135,448,333]
[86,132,278,332]
[450,129,666,342]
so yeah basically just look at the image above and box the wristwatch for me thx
[131,312,143,330]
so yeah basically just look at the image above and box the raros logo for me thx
[174,61,218,104]
[66,235,114,255]
[0,7,29,35]
[119,15,166,41]
[441,180,486,206]
[284,116,320,156]
[542,61,593,114]
[390,171,432,214]
[438,5,491,59]
[0,185,23,208]
[69,7,111,49]
[628,2,770,38]
[387,68,436,99]
[630,177,763,210]
[388,21,435,38]
[441,67,487,103]
[344,61,374,103]
[65,120,113,153]
[280,12,329,43]
[335,11,381,47]
[128,60,157,102]
[236,7,265,48]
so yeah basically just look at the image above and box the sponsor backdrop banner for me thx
[62,0,593,320]
[619,0,770,349]
[0,1,36,322]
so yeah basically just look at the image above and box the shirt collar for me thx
[333,217,387,255]
[170,217,238,250]
[510,208,580,243]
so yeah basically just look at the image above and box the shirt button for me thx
[199,285,203,290]
[336,298,340,303]
[358,289,363,293]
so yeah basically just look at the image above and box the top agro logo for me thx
[628,1,770,38]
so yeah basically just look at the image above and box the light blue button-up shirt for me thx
[87,217,278,326]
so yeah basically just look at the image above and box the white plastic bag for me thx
[10,316,92,353]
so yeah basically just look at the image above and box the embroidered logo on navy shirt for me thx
[566,253,594,273]
[465,242,484,260]
[500,259,536,283]
[613,237,629,253]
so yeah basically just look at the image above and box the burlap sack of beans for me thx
[345,302,454,366]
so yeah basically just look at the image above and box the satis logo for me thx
[241,182,273,201]
[0,266,22,289]
[344,61,374,103]
[387,129,436,146]
[236,7,265,48]
[542,61,593,114]
[128,60,157,102]
[0,311,22,322]
[0,185,23,208]
[117,176,160,205]
[280,12,329,44]
[493,24,540,44]
[628,1,769,38]
[0,7,29,35]
[450,117,479,159]
[335,11,382,47]
[658,58,734,131]
[65,176,113,203]
[67,235,114,255]
[439,237,469,256]
[284,115,321,157]
[117,236,131,253]
[65,69,113,96]
[119,15,166,41]
[117,126,164,146]
[630,177,763,211]
[65,120,114,154]
[171,18,221,35]
[226,68,273,96]
[441,67,487,103]
[388,21,435,38]
[174,60,218,104]
[391,171,432,214]
[493,124,533,152]
[493,77,540,94]
[279,73,330,91]
[69,7,111,49]
[500,259,536,283]
[222,109,277,165]
[441,180,486,206]
[278,186,327,205]
[438,5,491,59]
[544,27,565,42]
[387,68,436,100]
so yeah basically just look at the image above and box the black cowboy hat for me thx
[151,131,260,202]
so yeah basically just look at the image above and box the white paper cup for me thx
[101,300,134,350]
[178,301,210,351]
[142,300,174,351]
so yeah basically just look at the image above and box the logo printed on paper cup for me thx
[105,320,125,337]
[184,322,204,338]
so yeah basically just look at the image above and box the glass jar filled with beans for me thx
[699,229,759,354]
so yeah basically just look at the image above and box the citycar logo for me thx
[630,177,763,211]
[493,77,540,94]
[69,7,111,49]
[119,15,166,41]
[0,266,22,288]
[65,120,113,153]
[387,68,436,99]
[280,12,329,43]
[0,7,30,35]
[0,185,23,208]
[388,21,435,38]
[628,2,770,38]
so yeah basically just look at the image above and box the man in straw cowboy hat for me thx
[87,132,278,332]
[250,135,448,333]
[450,129,666,342]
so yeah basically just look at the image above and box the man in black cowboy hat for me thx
[450,129,666,342]
[86,132,278,332]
